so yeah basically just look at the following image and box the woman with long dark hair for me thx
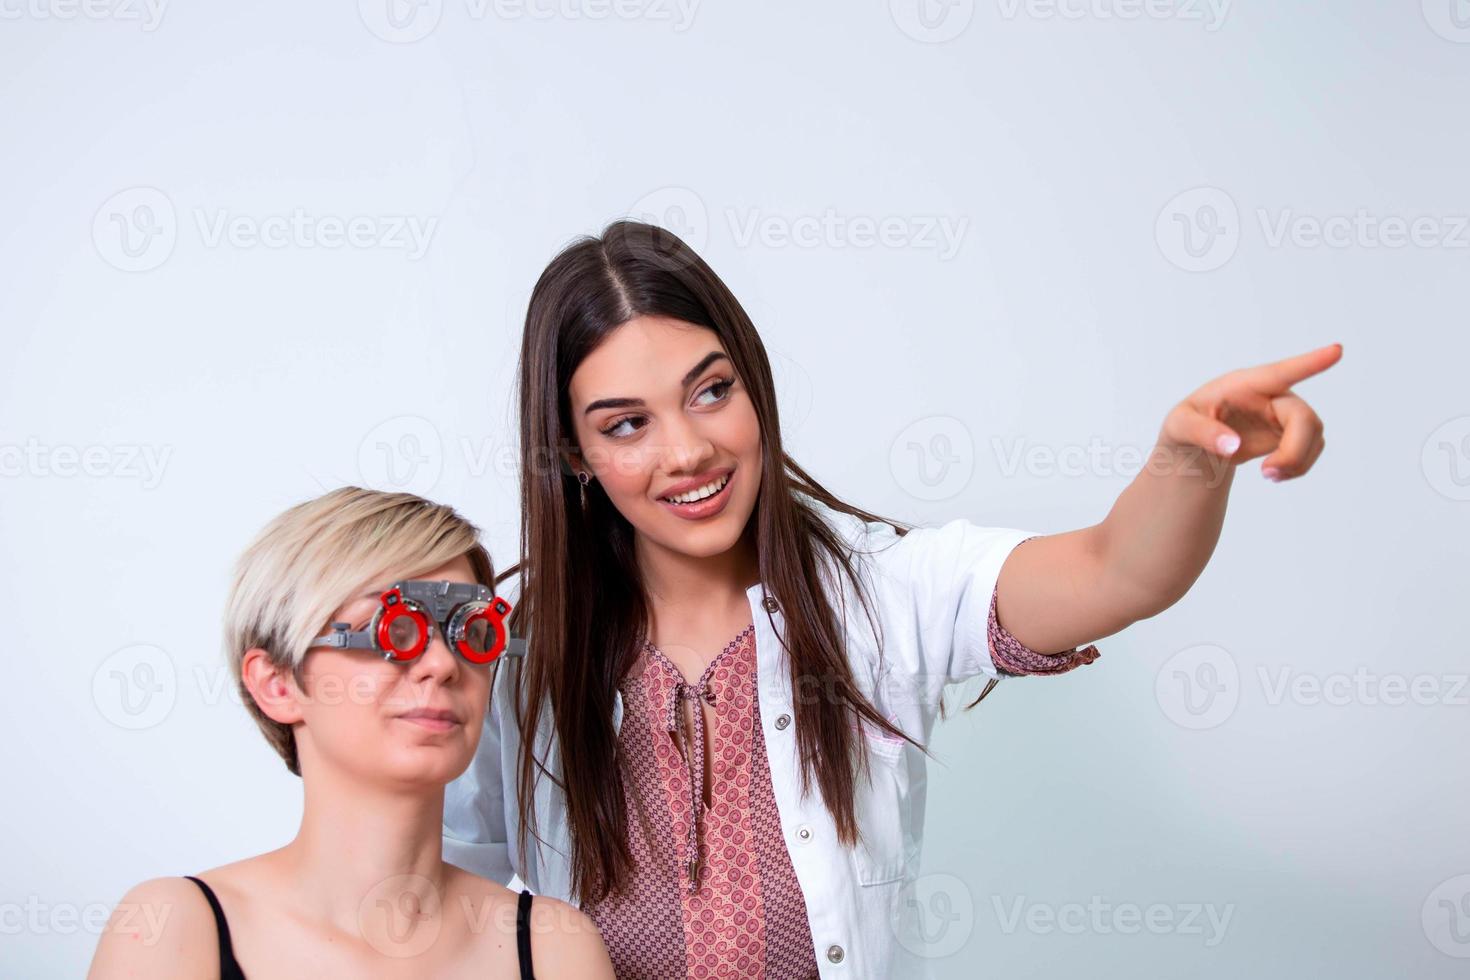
[445,221,1338,978]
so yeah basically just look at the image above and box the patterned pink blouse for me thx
[583,585,1099,979]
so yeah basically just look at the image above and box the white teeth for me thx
[664,474,730,505]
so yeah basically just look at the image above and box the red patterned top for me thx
[583,587,1097,979]
[584,623,818,979]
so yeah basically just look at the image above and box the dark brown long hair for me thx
[501,220,996,904]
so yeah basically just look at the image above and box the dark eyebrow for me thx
[582,351,730,415]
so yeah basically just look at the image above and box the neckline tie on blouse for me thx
[664,675,717,893]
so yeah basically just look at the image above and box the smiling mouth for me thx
[660,472,732,506]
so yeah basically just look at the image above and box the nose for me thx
[406,627,460,685]
[659,412,716,475]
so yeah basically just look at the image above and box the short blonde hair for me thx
[223,486,496,775]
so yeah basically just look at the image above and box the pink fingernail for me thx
[1217,433,1241,456]
[1262,467,1282,481]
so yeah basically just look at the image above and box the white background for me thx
[2,1,1467,976]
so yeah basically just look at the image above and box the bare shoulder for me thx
[526,895,614,979]
[440,865,612,977]
[444,866,612,979]
[86,876,219,979]
[443,864,516,921]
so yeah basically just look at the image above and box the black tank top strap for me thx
[516,888,534,979]
[183,876,247,980]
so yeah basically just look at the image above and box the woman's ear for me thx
[241,647,304,726]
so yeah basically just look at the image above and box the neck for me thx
[636,521,760,613]
[275,759,449,932]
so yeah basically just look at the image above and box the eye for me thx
[599,415,647,440]
[339,603,377,633]
[693,377,735,407]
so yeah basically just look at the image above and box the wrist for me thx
[1147,437,1237,489]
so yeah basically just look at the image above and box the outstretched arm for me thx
[995,344,1342,654]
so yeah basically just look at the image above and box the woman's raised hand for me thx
[1159,343,1343,481]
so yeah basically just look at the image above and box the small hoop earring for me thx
[577,470,591,511]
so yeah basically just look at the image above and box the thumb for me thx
[1165,405,1241,459]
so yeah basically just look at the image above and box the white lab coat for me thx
[444,494,1042,978]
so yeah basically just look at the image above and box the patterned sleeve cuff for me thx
[986,586,1101,676]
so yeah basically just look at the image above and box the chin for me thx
[383,763,461,791]
[384,745,473,785]
[672,532,743,559]
[654,507,754,559]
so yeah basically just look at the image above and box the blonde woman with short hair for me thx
[88,487,613,980]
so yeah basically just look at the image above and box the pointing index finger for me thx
[1242,343,1343,392]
